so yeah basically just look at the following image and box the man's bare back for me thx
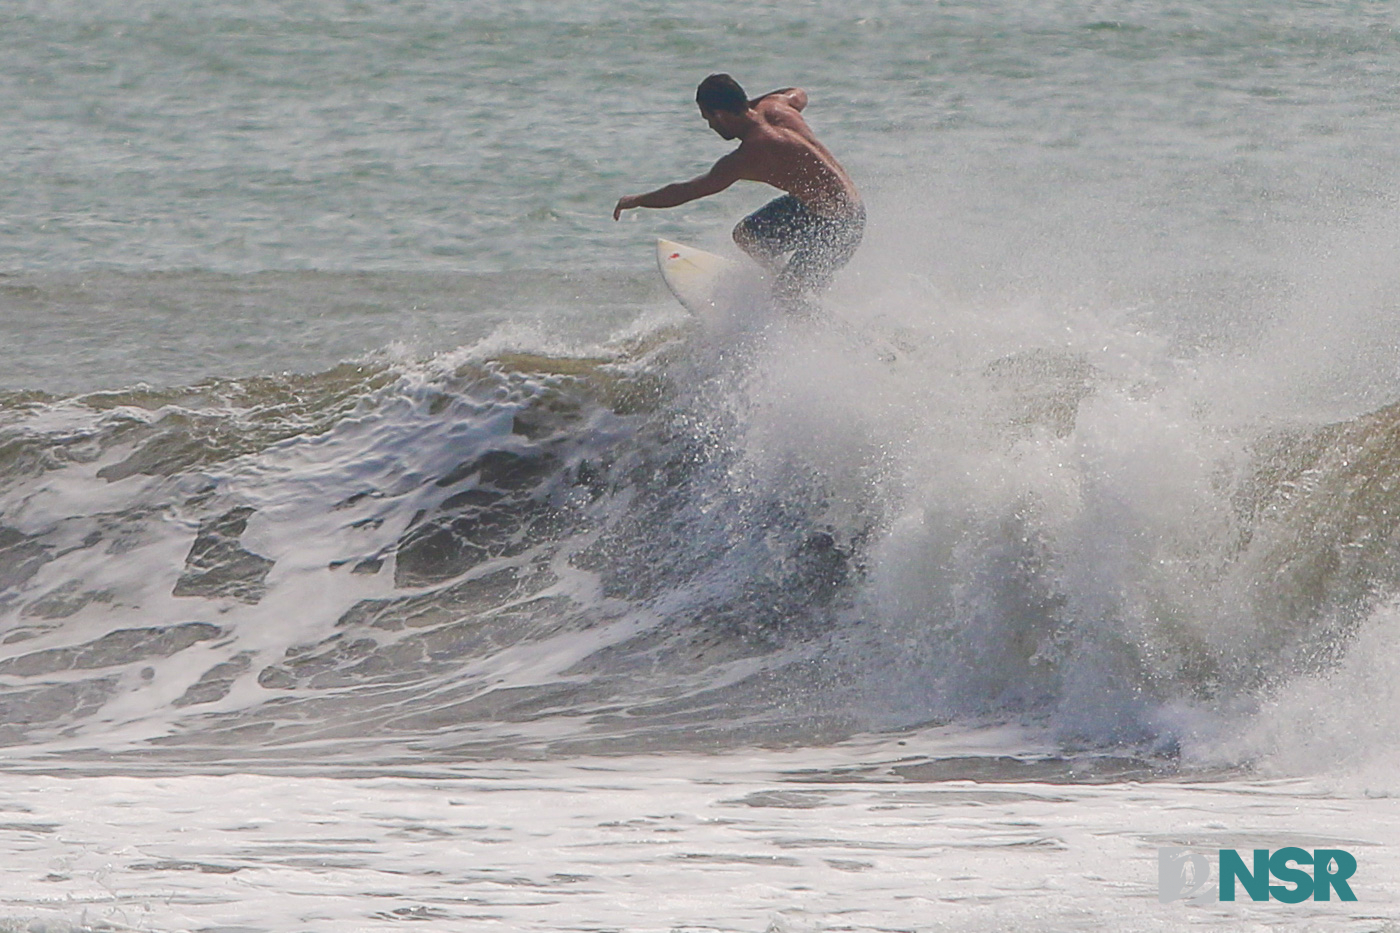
[724,89,861,217]
[614,73,863,298]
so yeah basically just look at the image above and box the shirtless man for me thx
[613,73,864,301]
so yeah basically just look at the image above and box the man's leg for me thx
[733,195,805,272]
[778,207,865,299]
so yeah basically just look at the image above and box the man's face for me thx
[699,106,736,140]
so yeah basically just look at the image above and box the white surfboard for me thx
[656,238,739,320]
[653,237,907,361]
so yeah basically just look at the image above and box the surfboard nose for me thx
[655,238,738,318]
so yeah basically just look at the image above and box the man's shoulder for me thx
[753,94,798,116]
[734,123,792,159]
[752,87,808,111]
[751,102,808,137]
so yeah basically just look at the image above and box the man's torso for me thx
[735,98,860,218]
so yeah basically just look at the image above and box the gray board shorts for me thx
[737,194,865,295]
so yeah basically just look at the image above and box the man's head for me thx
[696,73,749,139]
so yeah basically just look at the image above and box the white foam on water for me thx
[1,734,1397,933]
[1209,599,1400,794]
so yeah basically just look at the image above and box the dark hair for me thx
[696,73,748,114]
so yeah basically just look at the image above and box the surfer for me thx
[613,73,864,302]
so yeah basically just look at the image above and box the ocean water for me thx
[5,0,1400,929]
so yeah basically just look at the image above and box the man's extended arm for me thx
[614,152,745,220]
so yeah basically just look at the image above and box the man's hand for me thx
[614,157,742,220]
[613,195,641,220]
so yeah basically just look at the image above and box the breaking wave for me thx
[2,289,1400,775]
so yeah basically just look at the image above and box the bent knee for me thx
[732,220,757,251]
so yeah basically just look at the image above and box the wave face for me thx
[3,296,1400,772]
[0,325,877,765]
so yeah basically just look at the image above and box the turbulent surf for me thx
[0,299,1397,777]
